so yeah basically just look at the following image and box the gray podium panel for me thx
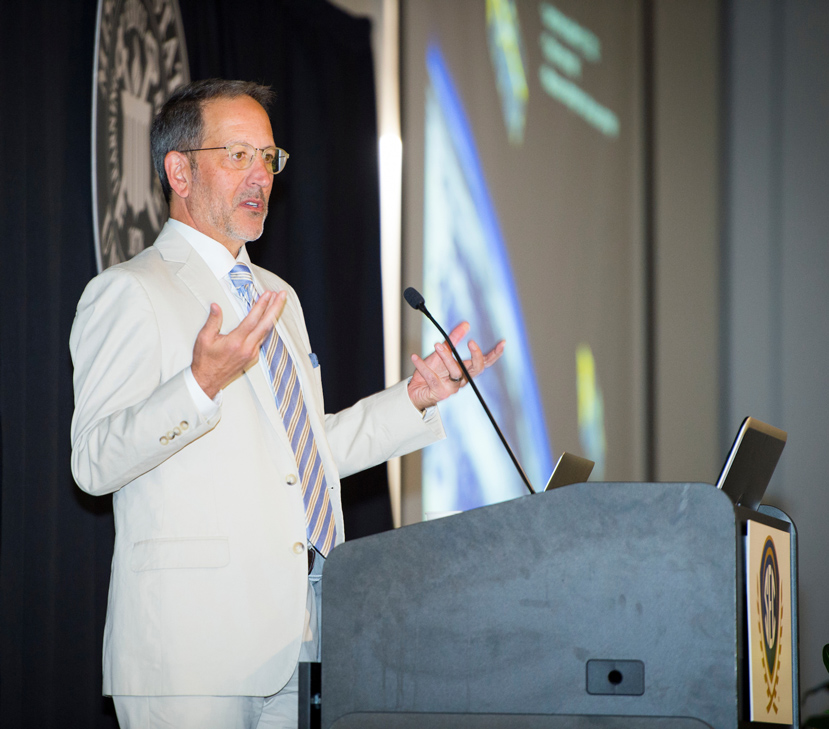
[321,482,738,729]
[329,712,715,728]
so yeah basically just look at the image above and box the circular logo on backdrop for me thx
[92,0,189,272]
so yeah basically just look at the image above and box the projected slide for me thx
[421,45,553,514]
[404,1,643,517]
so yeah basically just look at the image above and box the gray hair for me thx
[150,79,275,202]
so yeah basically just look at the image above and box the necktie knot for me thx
[228,263,256,308]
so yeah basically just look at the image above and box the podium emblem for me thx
[760,538,781,685]
[756,534,784,714]
[746,521,792,722]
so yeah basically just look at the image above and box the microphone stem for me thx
[420,306,536,495]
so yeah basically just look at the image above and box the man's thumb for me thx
[204,303,223,335]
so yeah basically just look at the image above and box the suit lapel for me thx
[154,225,240,329]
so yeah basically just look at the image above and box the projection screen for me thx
[401,0,646,521]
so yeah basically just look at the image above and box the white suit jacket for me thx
[70,223,443,697]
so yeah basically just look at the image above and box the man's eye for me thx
[231,151,248,162]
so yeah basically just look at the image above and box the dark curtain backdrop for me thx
[0,1,389,726]
[177,0,393,538]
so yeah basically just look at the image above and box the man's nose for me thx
[247,153,273,186]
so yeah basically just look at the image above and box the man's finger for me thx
[200,303,224,339]
[236,291,275,333]
[435,342,464,382]
[467,340,485,376]
[482,339,506,367]
[265,290,287,325]
[246,291,287,349]
[445,321,470,348]
[411,353,444,392]
[237,290,285,333]
[251,290,286,326]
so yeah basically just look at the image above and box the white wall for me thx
[724,0,829,709]
[652,0,721,483]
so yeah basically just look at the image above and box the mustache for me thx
[237,189,267,204]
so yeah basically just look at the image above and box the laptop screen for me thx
[544,452,595,492]
[716,417,787,509]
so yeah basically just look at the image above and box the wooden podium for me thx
[314,482,798,729]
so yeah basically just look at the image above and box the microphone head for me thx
[403,287,425,311]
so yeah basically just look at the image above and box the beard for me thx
[208,189,269,244]
[190,170,270,246]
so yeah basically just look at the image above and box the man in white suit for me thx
[70,79,504,728]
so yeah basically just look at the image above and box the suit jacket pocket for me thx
[130,536,230,571]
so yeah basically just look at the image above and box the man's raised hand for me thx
[407,321,505,412]
[191,290,287,399]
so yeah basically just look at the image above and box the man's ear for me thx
[164,151,192,199]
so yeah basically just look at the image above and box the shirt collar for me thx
[166,219,252,280]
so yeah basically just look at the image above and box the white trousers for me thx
[113,559,323,729]
[112,671,299,729]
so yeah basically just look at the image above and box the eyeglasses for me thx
[179,143,289,174]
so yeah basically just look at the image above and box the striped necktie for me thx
[228,263,337,556]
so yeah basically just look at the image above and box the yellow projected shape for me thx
[576,343,606,480]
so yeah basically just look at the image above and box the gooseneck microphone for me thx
[404,287,536,495]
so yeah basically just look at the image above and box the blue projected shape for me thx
[421,44,553,515]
